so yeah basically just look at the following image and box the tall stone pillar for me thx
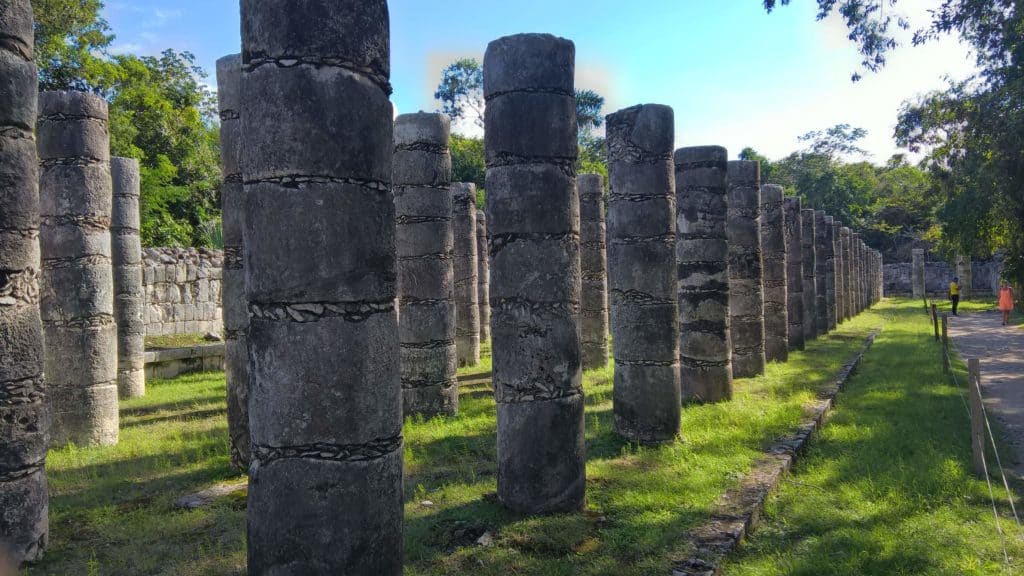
[38,90,118,447]
[675,146,732,402]
[607,104,680,443]
[484,33,585,513]
[831,220,845,323]
[240,2,403,572]
[0,0,49,562]
[394,112,457,418]
[760,185,787,362]
[727,161,766,378]
[579,174,609,370]
[217,54,249,471]
[800,208,818,342]
[854,236,864,313]
[477,209,490,342]
[823,217,837,330]
[813,211,830,335]
[784,197,804,351]
[957,255,972,299]
[877,251,885,302]
[912,248,926,299]
[110,158,144,399]
[843,227,851,319]
[452,182,480,367]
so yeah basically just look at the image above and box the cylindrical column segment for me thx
[452,182,480,367]
[579,173,609,371]
[0,0,49,563]
[606,104,680,443]
[800,208,817,342]
[477,209,490,343]
[394,112,458,417]
[240,1,403,572]
[485,33,585,514]
[784,196,804,351]
[727,161,765,378]
[110,157,144,399]
[760,184,787,362]
[675,146,732,402]
[38,90,118,447]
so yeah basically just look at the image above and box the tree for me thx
[798,124,869,159]
[434,58,484,128]
[450,134,485,206]
[33,0,118,92]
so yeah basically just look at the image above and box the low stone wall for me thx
[144,343,225,380]
[143,248,223,336]
[884,260,1002,296]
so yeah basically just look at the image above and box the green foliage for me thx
[30,3,221,248]
[434,58,485,128]
[32,0,118,92]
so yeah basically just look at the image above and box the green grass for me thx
[32,310,889,575]
[145,333,219,350]
[726,300,1024,576]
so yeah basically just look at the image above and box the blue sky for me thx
[102,0,977,162]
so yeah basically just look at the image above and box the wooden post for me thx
[968,359,985,477]
[932,303,939,341]
[941,314,950,374]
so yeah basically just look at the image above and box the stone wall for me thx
[884,260,1002,296]
[142,248,223,336]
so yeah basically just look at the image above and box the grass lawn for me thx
[726,299,1024,576]
[144,333,220,350]
[28,302,942,575]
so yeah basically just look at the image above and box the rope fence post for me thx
[941,313,950,374]
[932,303,939,341]
[968,359,986,477]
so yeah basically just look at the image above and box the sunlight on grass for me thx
[726,300,1024,576]
[32,312,891,575]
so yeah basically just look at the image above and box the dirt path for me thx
[948,311,1024,480]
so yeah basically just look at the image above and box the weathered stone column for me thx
[240,1,402,572]
[675,146,732,402]
[394,112,457,418]
[800,208,818,342]
[110,158,144,399]
[831,220,846,324]
[579,174,609,370]
[957,254,972,300]
[876,251,885,302]
[0,0,49,562]
[452,182,480,367]
[477,209,490,342]
[823,217,837,330]
[217,54,249,471]
[841,227,852,319]
[607,104,680,443]
[813,211,830,335]
[784,197,804,351]
[727,161,766,378]
[38,90,118,447]
[854,236,864,313]
[760,185,787,362]
[912,248,926,299]
[485,33,584,513]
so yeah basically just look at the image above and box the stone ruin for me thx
[0,0,891,570]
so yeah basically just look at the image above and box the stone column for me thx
[38,90,118,447]
[675,146,732,402]
[607,104,680,443]
[452,182,480,367]
[110,158,144,399]
[813,211,830,335]
[579,174,609,370]
[784,197,804,351]
[854,236,864,313]
[760,185,787,362]
[477,209,490,343]
[831,220,845,324]
[800,208,818,342]
[727,161,766,378]
[912,248,926,299]
[877,251,885,302]
[240,1,402,572]
[0,0,49,562]
[394,112,457,418]
[843,226,851,317]
[823,217,837,331]
[217,54,249,471]
[957,255,972,299]
[484,33,584,513]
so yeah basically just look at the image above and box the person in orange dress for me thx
[998,281,1014,325]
